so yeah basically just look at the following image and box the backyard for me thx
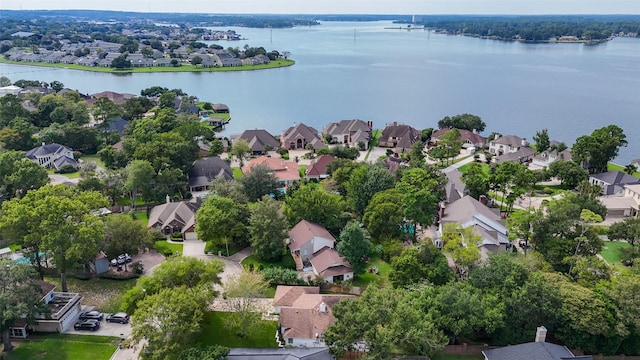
[2,334,118,360]
[196,311,278,348]
[352,257,392,288]
[44,275,137,313]
[600,240,632,266]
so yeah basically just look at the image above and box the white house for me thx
[0,85,22,97]
[26,143,79,170]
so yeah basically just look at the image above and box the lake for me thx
[1,21,639,163]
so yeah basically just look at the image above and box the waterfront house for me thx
[305,155,337,180]
[589,171,640,196]
[281,123,325,151]
[531,148,572,168]
[323,119,373,150]
[489,134,535,163]
[431,128,486,149]
[378,122,421,152]
[241,156,300,188]
[235,129,280,155]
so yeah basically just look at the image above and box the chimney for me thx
[393,121,398,127]
[319,302,327,313]
[535,326,547,342]
[494,133,500,140]
[166,194,171,204]
[439,203,445,220]
[42,141,46,147]
[521,138,528,147]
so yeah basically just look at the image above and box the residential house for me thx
[383,153,405,173]
[531,148,572,168]
[212,103,230,113]
[235,129,280,155]
[227,348,332,360]
[323,119,373,150]
[11,281,82,337]
[187,157,233,193]
[305,155,336,180]
[147,198,202,240]
[483,326,592,360]
[445,169,467,203]
[489,134,535,163]
[0,85,23,97]
[378,122,421,152]
[26,142,79,170]
[431,128,486,149]
[282,123,325,151]
[287,220,353,282]
[589,171,640,196]
[274,285,353,347]
[88,91,136,106]
[242,156,300,188]
[437,195,510,259]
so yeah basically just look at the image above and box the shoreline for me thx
[0,58,294,74]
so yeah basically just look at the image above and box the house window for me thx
[11,328,23,337]
[288,338,293,344]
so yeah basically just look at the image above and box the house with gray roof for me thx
[148,198,202,240]
[445,169,467,203]
[532,148,572,168]
[378,122,421,152]
[323,119,373,150]
[281,123,325,151]
[236,129,280,155]
[589,171,640,196]
[187,157,233,193]
[26,143,79,170]
[489,134,535,164]
[483,326,591,360]
[227,348,332,360]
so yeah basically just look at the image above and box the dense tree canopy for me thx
[248,196,288,262]
[437,113,486,133]
[572,125,627,174]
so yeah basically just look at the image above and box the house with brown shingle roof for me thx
[310,247,353,283]
[281,123,325,151]
[274,285,353,347]
[323,119,373,150]
[147,198,202,240]
[431,128,486,149]
[241,156,300,188]
[235,129,280,155]
[305,155,336,180]
[378,122,421,152]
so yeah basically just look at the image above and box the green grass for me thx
[608,162,640,178]
[431,355,484,360]
[232,167,244,179]
[130,210,149,226]
[44,275,137,313]
[600,241,632,265]
[298,164,307,178]
[352,257,392,288]
[153,240,183,257]
[457,161,489,174]
[196,311,278,348]
[240,252,296,271]
[8,243,22,252]
[370,129,382,147]
[0,57,294,73]
[531,184,569,197]
[78,154,106,169]
[47,169,81,179]
[2,333,118,360]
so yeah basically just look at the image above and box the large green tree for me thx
[362,188,404,241]
[196,195,249,255]
[572,125,627,174]
[437,113,486,133]
[248,196,288,262]
[102,214,153,270]
[533,128,550,153]
[345,164,395,215]
[396,167,443,230]
[389,244,454,288]
[240,164,279,202]
[460,162,489,200]
[548,160,589,188]
[0,150,48,203]
[123,160,155,208]
[282,184,347,233]
[337,221,372,275]
[222,270,269,338]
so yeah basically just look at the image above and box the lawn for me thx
[457,161,489,174]
[240,252,296,271]
[130,210,149,226]
[47,169,81,179]
[3,333,118,360]
[44,275,137,313]
[608,162,640,178]
[153,240,183,257]
[600,241,632,265]
[232,167,244,179]
[352,257,392,288]
[370,129,382,147]
[78,154,107,169]
[196,311,278,348]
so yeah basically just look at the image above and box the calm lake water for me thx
[1,21,639,163]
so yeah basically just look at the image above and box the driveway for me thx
[131,250,165,275]
[65,319,131,338]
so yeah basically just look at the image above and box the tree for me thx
[131,287,206,360]
[92,97,121,127]
[396,167,443,230]
[223,270,269,338]
[608,217,640,247]
[0,262,48,352]
[625,164,637,175]
[442,223,481,279]
[111,55,131,69]
[548,160,589,188]
[240,164,279,202]
[460,162,489,199]
[408,140,425,168]
[325,286,447,359]
[337,221,372,275]
[437,113,486,132]
[345,164,395,215]
[389,244,454,288]
[572,125,627,174]
[362,188,404,241]
[180,346,230,360]
[533,128,550,153]
[102,215,153,270]
[231,139,251,167]
[208,139,224,156]
[282,184,347,233]
[489,161,535,214]
[0,76,11,87]
[0,150,48,202]
[209,177,247,204]
[0,185,108,291]
[249,196,288,262]
[124,160,155,208]
[196,195,249,255]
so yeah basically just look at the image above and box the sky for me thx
[1,0,639,15]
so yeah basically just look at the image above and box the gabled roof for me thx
[288,220,336,251]
[445,169,466,203]
[237,129,280,153]
[491,134,525,147]
[323,119,371,137]
[441,195,503,226]
[26,143,73,159]
[494,146,535,163]
[310,246,352,277]
[590,171,640,186]
[380,123,421,149]
[482,342,589,360]
[89,91,135,106]
[187,157,233,188]
[282,123,324,150]
[227,347,332,360]
[305,155,336,178]
[147,199,201,231]
[52,156,79,170]
[533,149,572,163]
[242,156,300,183]
[274,286,320,307]
[432,128,486,145]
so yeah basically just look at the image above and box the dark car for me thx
[106,312,130,324]
[74,319,100,331]
[79,310,103,321]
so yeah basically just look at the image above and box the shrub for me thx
[132,261,144,275]
[55,164,77,174]
[170,231,183,240]
[163,249,174,257]
[281,253,297,270]
[380,239,404,262]
[261,267,303,286]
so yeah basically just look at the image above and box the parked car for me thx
[110,253,132,266]
[74,320,100,331]
[79,310,103,321]
[106,312,130,324]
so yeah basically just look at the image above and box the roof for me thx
[147,199,201,231]
[323,119,371,137]
[492,134,525,147]
[227,348,332,360]
[482,341,589,360]
[494,146,535,163]
[288,220,336,252]
[432,128,486,146]
[242,156,300,183]
[445,169,466,203]
[39,280,56,297]
[26,143,72,159]
[305,155,336,178]
[89,91,135,106]
[441,195,505,229]
[187,157,233,188]
[599,196,639,211]
[532,149,572,163]
[379,123,421,150]
[590,171,640,186]
[236,130,280,153]
[52,156,79,170]
[309,246,352,277]
[274,286,320,307]
[282,123,325,150]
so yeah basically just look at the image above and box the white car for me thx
[110,253,132,266]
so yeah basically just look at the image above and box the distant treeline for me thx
[403,15,640,41]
